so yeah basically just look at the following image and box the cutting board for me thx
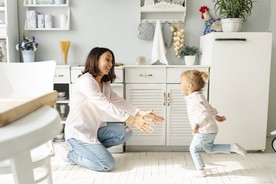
[0,91,58,127]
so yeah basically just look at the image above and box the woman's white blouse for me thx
[185,91,218,133]
[65,73,139,144]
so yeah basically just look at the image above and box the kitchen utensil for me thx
[59,40,71,64]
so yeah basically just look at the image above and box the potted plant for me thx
[179,45,201,65]
[16,35,39,62]
[213,0,254,32]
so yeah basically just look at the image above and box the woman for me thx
[64,47,164,172]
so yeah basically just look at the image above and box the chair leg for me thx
[45,161,53,184]
[34,156,53,184]
[47,140,55,156]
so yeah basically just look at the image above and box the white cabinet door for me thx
[200,32,272,150]
[166,84,193,146]
[125,83,166,146]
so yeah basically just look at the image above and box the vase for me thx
[184,55,196,65]
[221,18,243,32]
[22,50,35,62]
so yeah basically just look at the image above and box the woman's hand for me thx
[137,110,165,125]
[133,116,155,134]
[126,115,154,134]
[127,110,165,133]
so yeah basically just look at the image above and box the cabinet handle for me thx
[55,74,64,77]
[139,74,153,77]
[215,38,246,42]
[163,93,166,106]
[167,93,170,106]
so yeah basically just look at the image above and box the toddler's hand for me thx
[215,115,226,122]
[192,124,199,133]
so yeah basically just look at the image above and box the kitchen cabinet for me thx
[0,0,19,62]
[200,32,272,151]
[23,0,70,30]
[124,66,209,149]
[53,65,70,141]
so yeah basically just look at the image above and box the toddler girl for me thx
[180,70,246,177]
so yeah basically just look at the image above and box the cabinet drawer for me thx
[167,67,209,83]
[125,67,166,83]
[71,68,83,83]
[0,28,7,37]
[54,66,70,83]
[114,68,124,83]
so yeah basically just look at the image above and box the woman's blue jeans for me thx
[66,123,132,172]
[189,133,230,170]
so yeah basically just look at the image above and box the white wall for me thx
[17,0,271,65]
[268,0,276,135]
[16,0,275,134]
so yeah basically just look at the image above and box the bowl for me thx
[55,133,64,140]
[57,92,66,98]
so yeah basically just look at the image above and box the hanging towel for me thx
[151,20,168,65]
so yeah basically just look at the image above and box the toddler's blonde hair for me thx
[181,70,208,91]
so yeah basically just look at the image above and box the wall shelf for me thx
[24,0,70,31]
[25,27,70,31]
[23,4,68,7]
[141,6,185,13]
[140,2,186,23]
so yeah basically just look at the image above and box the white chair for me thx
[0,61,57,184]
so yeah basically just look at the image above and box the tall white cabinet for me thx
[200,32,272,151]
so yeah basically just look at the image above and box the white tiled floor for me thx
[1,138,276,184]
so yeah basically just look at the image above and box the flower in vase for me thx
[16,35,39,51]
